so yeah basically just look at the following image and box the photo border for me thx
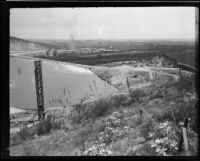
[1,1,199,159]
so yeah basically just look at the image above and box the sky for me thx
[10,7,196,40]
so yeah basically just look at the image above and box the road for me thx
[92,65,182,93]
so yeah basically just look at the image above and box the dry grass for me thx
[10,74,198,156]
[69,94,130,124]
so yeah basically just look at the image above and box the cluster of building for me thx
[69,48,118,54]
[45,49,58,57]
[41,47,119,57]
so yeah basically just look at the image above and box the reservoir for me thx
[10,56,118,110]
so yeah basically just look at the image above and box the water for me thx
[10,56,118,110]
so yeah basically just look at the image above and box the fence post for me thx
[139,109,143,124]
[178,118,190,155]
[182,127,189,156]
[179,68,182,80]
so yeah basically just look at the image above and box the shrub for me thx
[133,143,157,156]
[10,134,23,146]
[70,95,126,124]
[10,125,35,146]
[187,129,198,155]
[148,121,179,156]
[109,94,130,107]
[168,92,197,131]
[139,117,155,139]
[11,112,68,146]
[93,99,111,118]
[84,143,112,156]
[36,113,66,136]
[22,141,39,156]
[150,91,197,132]
[129,89,147,104]
[165,76,195,94]
[151,107,174,123]
[18,125,35,140]
[83,111,128,156]
[11,111,69,146]
[73,125,94,151]
[36,114,54,135]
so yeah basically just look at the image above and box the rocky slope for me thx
[150,55,178,68]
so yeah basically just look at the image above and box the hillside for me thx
[9,61,198,156]
[10,76,198,156]
[10,36,63,51]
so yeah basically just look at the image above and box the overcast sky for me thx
[10,7,196,40]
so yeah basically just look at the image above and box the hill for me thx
[10,36,64,51]
[10,75,198,156]
[9,61,198,156]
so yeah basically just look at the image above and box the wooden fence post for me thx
[179,68,182,80]
[139,109,143,124]
[182,127,189,156]
[178,118,190,156]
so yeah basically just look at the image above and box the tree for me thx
[53,49,57,57]
[46,49,50,57]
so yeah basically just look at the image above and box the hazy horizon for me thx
[10,7,196,40]
[10,35,196,42]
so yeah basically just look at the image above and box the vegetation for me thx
[69,94,130,125]
[10,71,198,156]
[10,111,71,147]
[37,51,156,66]
[33,40,196,67]
[10,37,197,156]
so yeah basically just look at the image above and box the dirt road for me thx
[91,65,182,92]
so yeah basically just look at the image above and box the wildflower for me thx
[148,121,179,156]
[148,132,154,138]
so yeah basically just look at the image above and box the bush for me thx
[165,76,195,94]
[73,125,94,151]
[129,89,147,104]
[148,121,179,156]
[139,117,155,139]
[93,99,111,118]
[35,115,53,135]
[151,107,174,123]
[150,90,197,132]
[10,134,23,146]
[168,92,197,131]
[36,113,66,136]
[70,95,128,124]
[11,112,69,146]
[10,125,35,146]
[133,143,157,156]
[22,141,39,156]
[84,143,112,156]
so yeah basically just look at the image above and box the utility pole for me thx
[34,59,45,121]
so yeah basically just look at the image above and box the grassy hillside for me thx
[10,73,198,156]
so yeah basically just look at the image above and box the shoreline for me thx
[10,54,95,71]
[10,107,26,114]
[10,54,195,110]
[10,54,101,76]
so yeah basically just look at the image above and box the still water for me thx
[10,56,118,110]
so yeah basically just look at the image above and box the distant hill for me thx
[10,36,63,51]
